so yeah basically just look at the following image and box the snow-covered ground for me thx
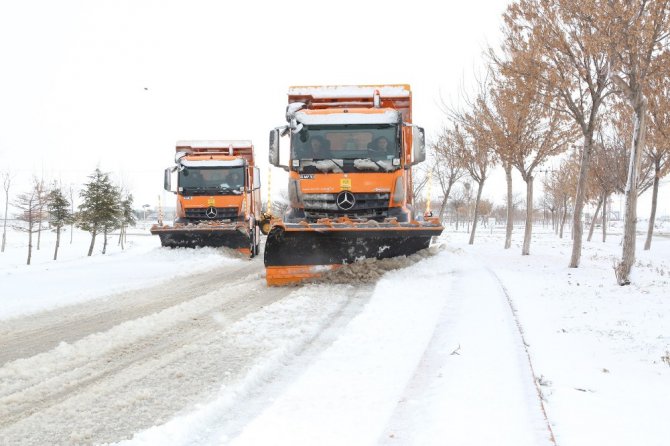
[0,225,239,320]
[1,222,668,445]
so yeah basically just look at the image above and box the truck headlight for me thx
[393,177,405,204]
[288,178,304,207]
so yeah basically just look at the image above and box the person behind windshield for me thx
[368,136,391,156]
[217,170,243,189]
[309,136,331,159]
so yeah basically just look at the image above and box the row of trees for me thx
[426,0,670,285]
[1,169,136,265]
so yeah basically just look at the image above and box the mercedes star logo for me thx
[336,191,356,211]
[205,207,218,219]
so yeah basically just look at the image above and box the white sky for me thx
[1,0,666,217]
[0,0,510,208]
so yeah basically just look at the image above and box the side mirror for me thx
[269,128,281,166]
[253,167,261,191]
[412,125,426,165]
[164,168,172,192]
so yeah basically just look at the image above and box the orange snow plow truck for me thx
[151,140,262,256]
[265,84,443,285]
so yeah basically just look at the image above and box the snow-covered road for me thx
[2,225,669,445]
[0,235,555,445]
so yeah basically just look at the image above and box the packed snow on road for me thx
[0,224,668,445]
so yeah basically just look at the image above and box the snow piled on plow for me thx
[313,245,445,284]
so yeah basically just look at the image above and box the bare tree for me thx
[587,131,629,242]
[33,178,48,251]
[643,69,670,250]
[117,194,136,250]
[69,185,76,244]
[13,179,42,265]
[410,162,432,218]
[545,157,578,239]
[271,188,290,218]
[499,0,614,267]
[454,119,496,245]
[482,60,574,254]
[1,171,12,253]
[607,0,670,284]
[430,125,466,223]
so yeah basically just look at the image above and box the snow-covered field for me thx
[0,222,668,445]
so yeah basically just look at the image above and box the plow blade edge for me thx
[150,225,250,249]
[264,221,443,285]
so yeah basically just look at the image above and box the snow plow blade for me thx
[264,218,443,285]
[150,223,251,252]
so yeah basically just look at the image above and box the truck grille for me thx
[303,193,389,221]
[184,207,240,220]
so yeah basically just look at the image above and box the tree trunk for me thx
[54,226,61,260]
[87,230,97,257]
[522,176,533,255]
[36,195,45,250]
[587,197,603,242]
[121,226,126,250]
[504,163,513,249]
[602,194,608,243]
[102,229,108,255]
[1,188,8,253]
[559,200,568,239]
[27,214,33,265]
[69,186,74,244]
[551,210,556,234]
[36,217,42,250]
[569,139,595,268]
[439,183,453,225]
[643,162,660,251]
[468,180,485,245]
[616,101,647,285]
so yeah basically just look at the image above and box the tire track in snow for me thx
[0,258,258,365]
[0,276,372,445]
[378,250,556,446]
[0,279,283,428]
[0,257,295,444]
[485,266,558,446]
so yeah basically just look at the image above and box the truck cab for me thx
[154,140,262,255]
[269,85,426,224]
[263,85,441,285]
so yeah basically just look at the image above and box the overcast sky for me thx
[2,0,666,218]
[0,0,512,208]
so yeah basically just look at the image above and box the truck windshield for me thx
[178,166,245,195]
[291,124,400,173]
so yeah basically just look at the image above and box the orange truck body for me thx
[151,140,262,256]
[265,84,443,284]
